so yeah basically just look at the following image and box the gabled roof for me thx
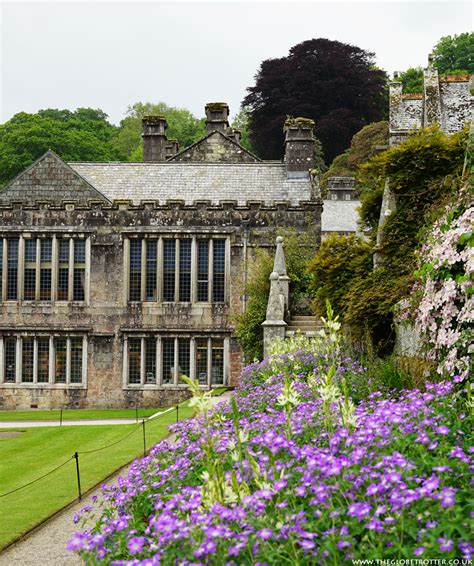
[169,130,262,163]
[0,150,111,204]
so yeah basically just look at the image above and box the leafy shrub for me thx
[307,234,372,319]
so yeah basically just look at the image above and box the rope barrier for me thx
[0,456,74,498]
[0,403,185,499]
[77,422,143,455]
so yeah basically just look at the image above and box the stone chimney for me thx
[142,115,168,162]
[283,117,315,178]
[227,128,241,144]
[165,139,179,160]
[205,102,230,134]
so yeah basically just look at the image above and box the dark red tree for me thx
[243,38,388,163]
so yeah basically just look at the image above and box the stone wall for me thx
[0,200,321,409]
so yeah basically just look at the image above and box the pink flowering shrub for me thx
[414,205,473,381]
[69,357,472,564]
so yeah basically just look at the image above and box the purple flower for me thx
[413,546,425,556]
[256,529,273,540]
[127,537,145,555]
[435,425,450,435]
[347,502,371,520]
[437,537,453,552]
[67,533,89,552]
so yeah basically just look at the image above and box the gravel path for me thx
[0,393,232,565]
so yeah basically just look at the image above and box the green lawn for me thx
[0,402,195,549]
[0,407,163,422]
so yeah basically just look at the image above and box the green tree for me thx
[432,32,473,74]
[398,67,423,93]
[231,107,254,152]
[0,109,120,187]
[113,102,206,160]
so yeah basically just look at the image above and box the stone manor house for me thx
[1,62,471,410]
[0,104,325,409]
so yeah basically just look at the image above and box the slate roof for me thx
[321,199,361,233]
[69,162,312,205]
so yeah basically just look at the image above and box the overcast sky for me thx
[0,0,471,124]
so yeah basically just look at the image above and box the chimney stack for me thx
[165,139,179,160]
[142,116,168,162]
[227,128,241,144]
[283,117,315,178]
[205,102,230,134]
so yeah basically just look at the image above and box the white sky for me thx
[0,0,472,124]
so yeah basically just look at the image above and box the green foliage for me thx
[234,230,318,361]
[398,67,423,93]
[231,107,254,152]
[112,102,206,161]
[432,32,474,74]
[359,126,466,237]
[233,248,272,362]
[307,234,372,319]
[344,268,414,352]
[322,122,388,190]
[312,127,468,353]
[0,109,121,187]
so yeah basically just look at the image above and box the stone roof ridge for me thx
[0,149,112,204]
[168,129,262,163]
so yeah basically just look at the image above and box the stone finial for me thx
[205,102,230,134]
[283,117,316,178]
[273,236,287,276]
[428,53,434,67]
[142,116,168,162]
[393,71,399,80]
[273,236,290,310]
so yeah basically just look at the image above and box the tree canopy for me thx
[398,67,424,94]
[432,32,473,74]
[113,102,206,161]
[397,32,473,94]
[0,109,121,187]
[242,38,388,164]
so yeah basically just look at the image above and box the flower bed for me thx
[69,350,472,565]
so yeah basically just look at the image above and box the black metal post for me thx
[142,420,146,457]
[135,404,138,423]
[73,452,82,500]
[176,405,179,423]
[60,409,63,426]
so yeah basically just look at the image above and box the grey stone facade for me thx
[0,103,322,410]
